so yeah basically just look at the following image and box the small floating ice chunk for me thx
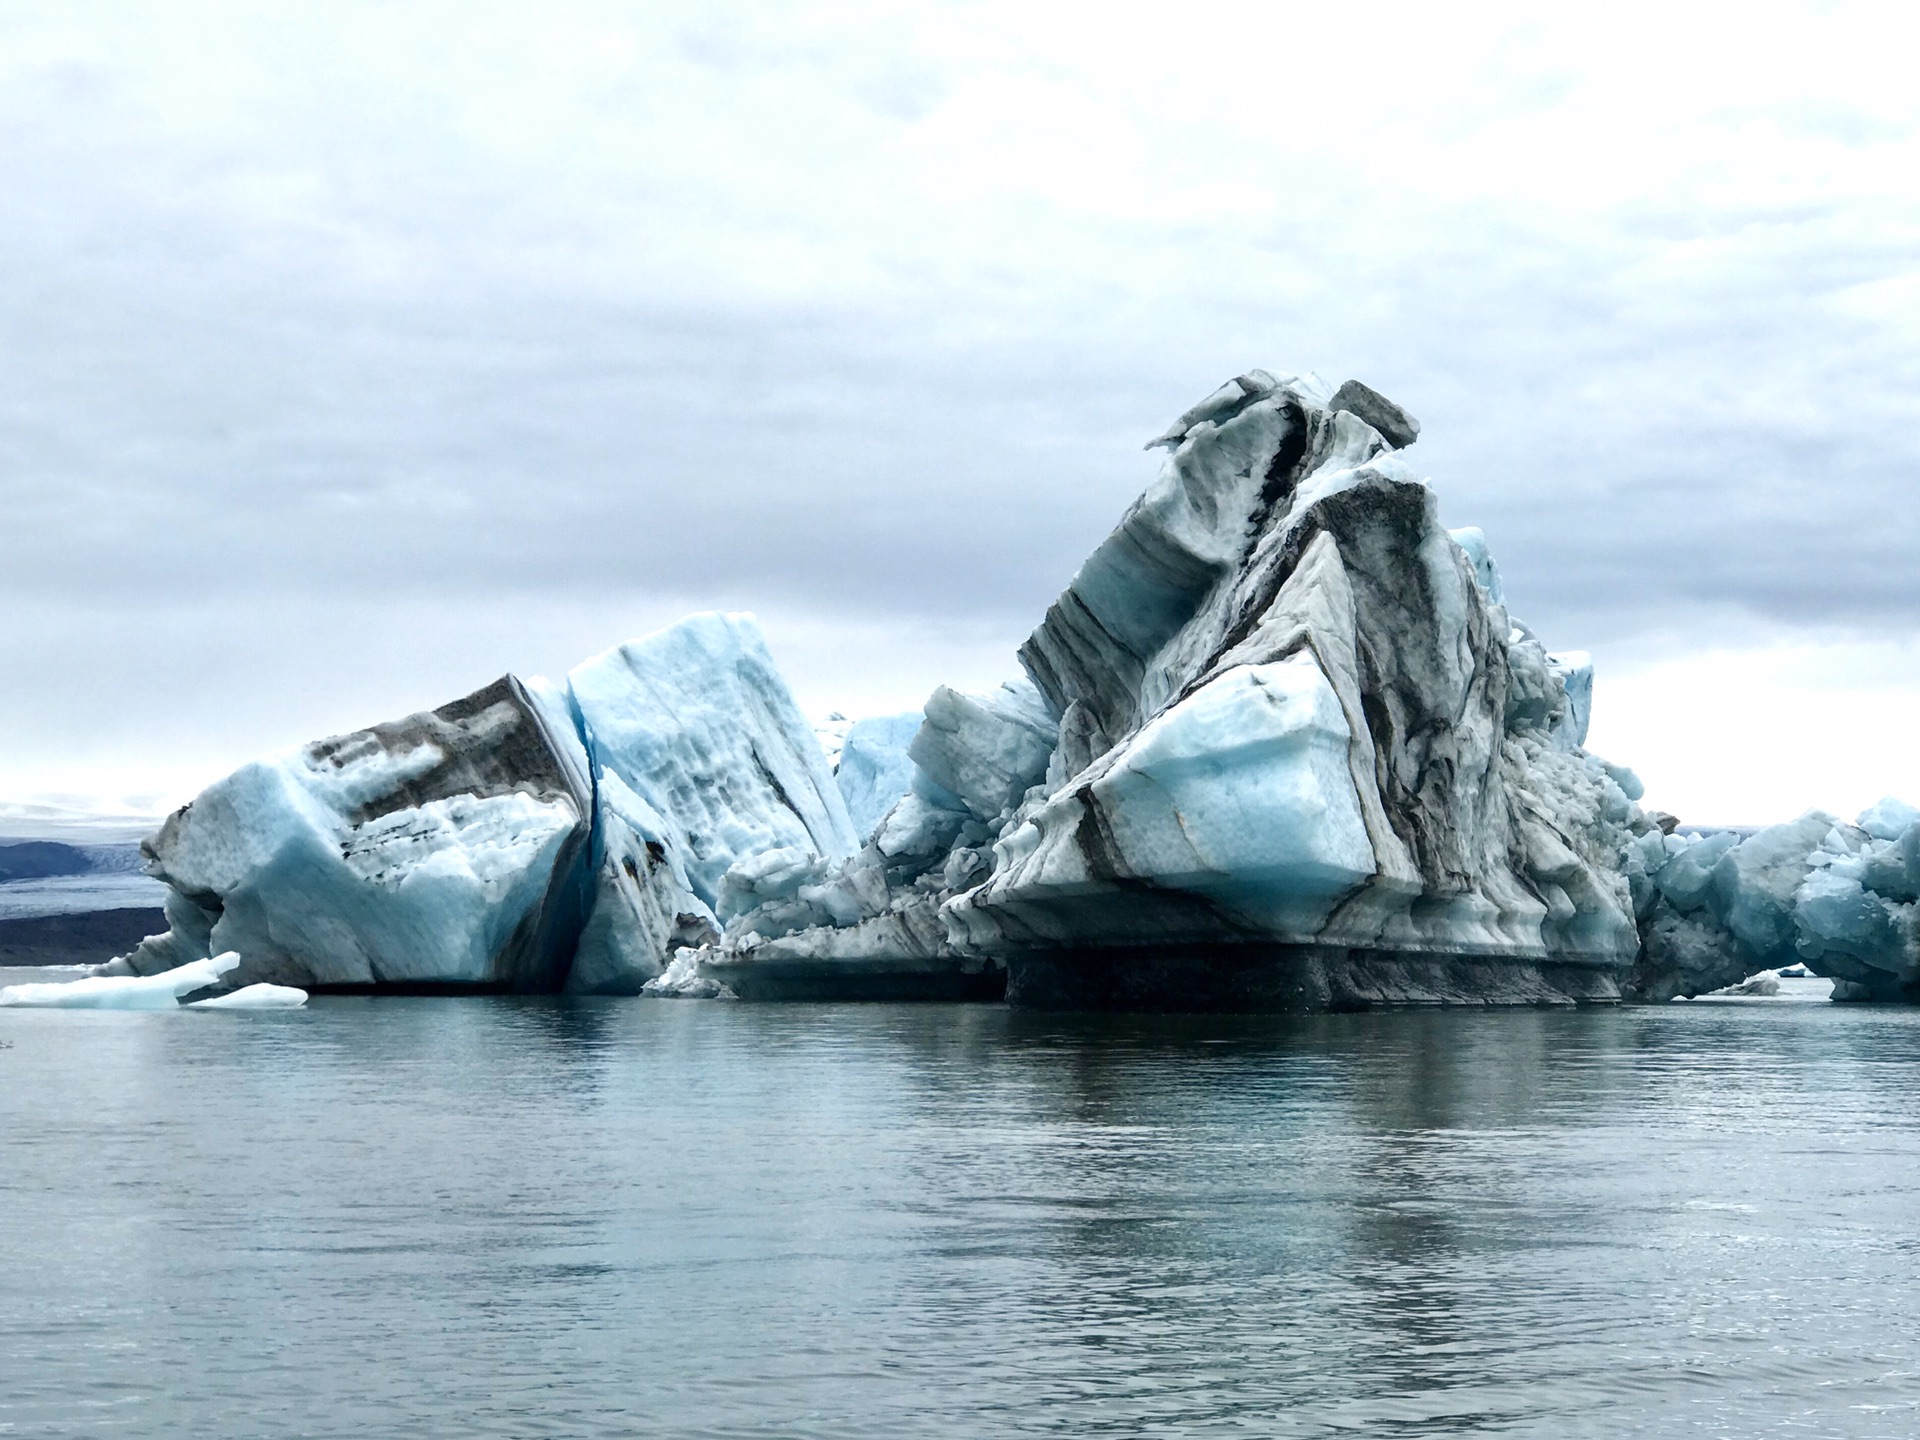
[0,952,240,1009]
[641,947,734,999]
[1710,969,1783,997]
[188,982,308,1009]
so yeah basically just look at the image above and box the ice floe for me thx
[2,952,245,1009]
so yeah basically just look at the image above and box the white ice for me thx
[985,652,1375,934]
[1094,654,1376,902]
[1448,526,1505,606]
[1548,651,1593,748]
[1858,796,1920,841]
[907,681,1057,822]
[152,756,581,986]
[188,982,309,1009]
[0,952,240,1009]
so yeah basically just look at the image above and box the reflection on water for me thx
[4,988,1920,1437]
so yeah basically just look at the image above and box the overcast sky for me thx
[4,0,1919,825]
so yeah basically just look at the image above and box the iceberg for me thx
[908,682,1057,823]
[106,675,598,992]
[109,613,856,996]
[567,614,858,913]
[1622,803,1920,1003]
[115,369,1920,1011]
[1,952,240,1008]
[560,613,858,995]
[945,373,1642,1008]
[666,371,1649,1009]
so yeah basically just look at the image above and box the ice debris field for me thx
[11,369,1917,1013]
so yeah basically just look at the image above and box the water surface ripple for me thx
[4,979,1918,1436]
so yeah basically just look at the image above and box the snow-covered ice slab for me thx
[0,953,239,1009]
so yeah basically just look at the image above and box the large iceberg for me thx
[670,369,1650,1009]
[107,614,856,996]
[107,675,597,991]
[114,368,1902,1012]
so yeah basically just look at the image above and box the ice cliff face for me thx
[110,614,855,995]
[683,369,1651,1008]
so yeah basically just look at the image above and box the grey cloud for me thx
[3,1,1919,800]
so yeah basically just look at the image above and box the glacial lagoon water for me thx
[4,974,1920,1438]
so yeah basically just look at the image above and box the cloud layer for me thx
[4,1,1918,818]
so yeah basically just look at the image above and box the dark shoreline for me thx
[0,909,166,968]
